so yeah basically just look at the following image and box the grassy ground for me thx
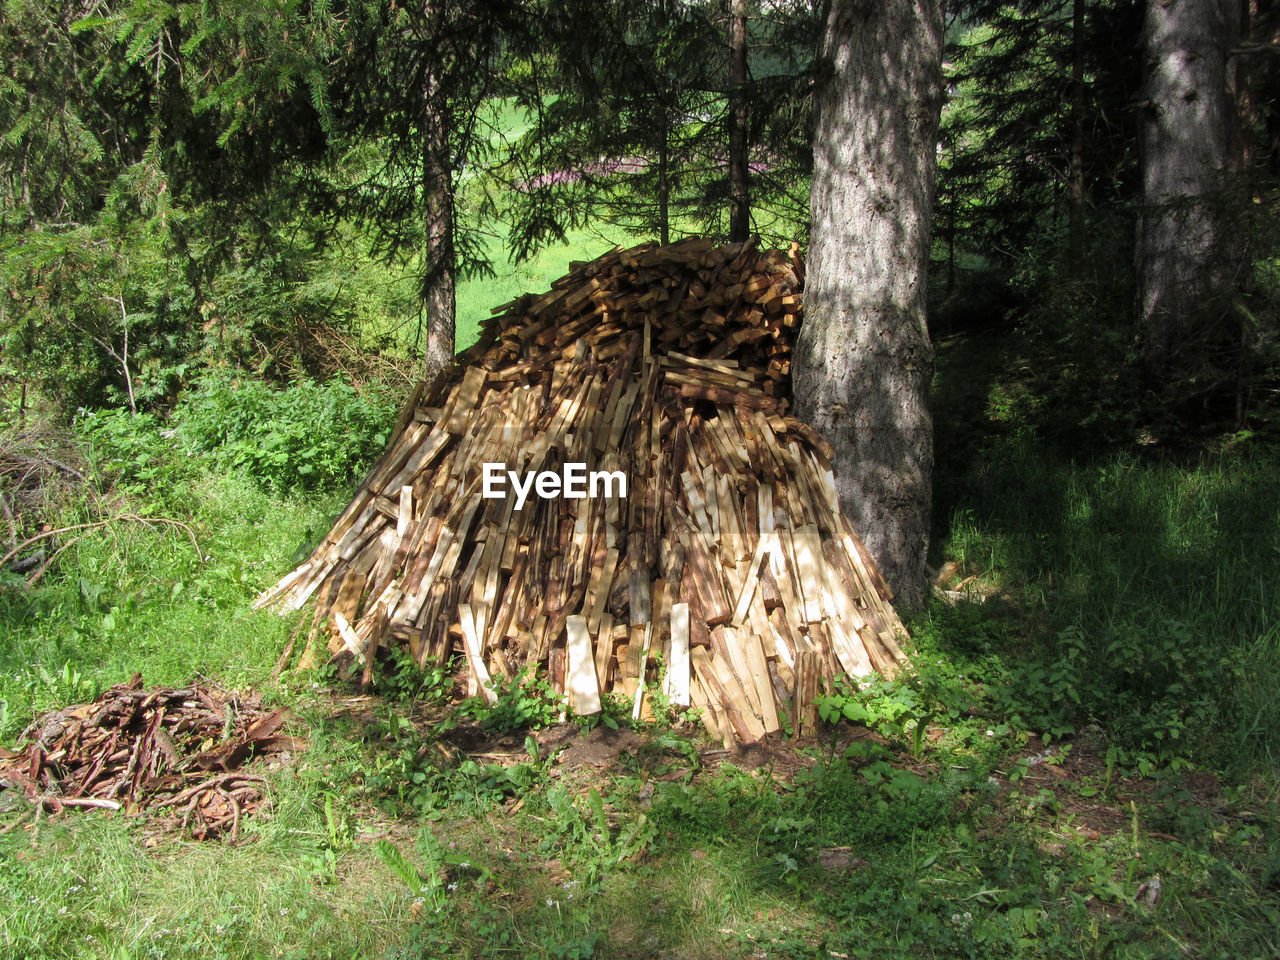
[4,648,1278,959]
[931,334,1280,777]
[1,334,1279,958]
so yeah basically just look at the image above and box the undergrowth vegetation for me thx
[934,333,1280,779]
[0,376,384,737]
[0,334,1277,958]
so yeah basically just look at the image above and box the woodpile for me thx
[0,676,301,839]
[258,238,908,743]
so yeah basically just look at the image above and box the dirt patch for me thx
[534,723,581,757]
[557,724,646,770]
[440,722,497,754]
[698,734,820,782]
[551,722,848,783]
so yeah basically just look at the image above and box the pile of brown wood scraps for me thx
[257,237,909,743]
[0,675,301,839]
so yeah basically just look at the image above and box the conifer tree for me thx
[504,0,818,259]
[1136,0,1245,388]
[797,0,945,609]
[937,0,1143,287]
[318,0,527,376]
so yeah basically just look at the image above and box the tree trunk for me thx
[657,116,671,246]
[1236,0,1262,170]
[727,0,750,242]
[796,0,944,611]
[1067,0,1086,278]
[1137,0,1243,377]
[422,179,456,379]
[422,26,456,379]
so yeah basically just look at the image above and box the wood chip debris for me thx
[0,675,303,840]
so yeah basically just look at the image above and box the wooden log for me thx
[680,471,711,534]
[680,531,733,625]
[743,629,780,735]
[689,674,730,746]
[459,604,497,704]
[630,619,655,721]
[694,647,765,742]
[594,612,615,691]
[584,547,619,635]
[793,649,819,739]
[677,382,777,409]
[729,533,765,628]
[791,524,827,624]
[332,611,366,662]
[712,624,761,718]
[397,485,414,538]
[700,464,721,540]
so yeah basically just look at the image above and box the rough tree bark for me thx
[422,161,456,377]
[657,114,671,246]
[1067,0,1086,278]
[795,0,944,610]
[727,0,750,242]
[421,14,456,379]
[1137,0,1243,378]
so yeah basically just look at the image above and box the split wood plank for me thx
[594,612,615,692]
[458,604,497,704]
[565,615,602,715]
[665,602,691,707]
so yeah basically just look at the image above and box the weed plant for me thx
[0,383,371,738]
[173,374,397,494]
[456,667,565,736]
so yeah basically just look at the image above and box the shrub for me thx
[174,373,396,493]
[76,408,191,505]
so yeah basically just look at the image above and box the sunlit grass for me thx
[0,472,343,739]
[455,224,656,351]
[0,797,415,960]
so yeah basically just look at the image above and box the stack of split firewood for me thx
[257,238,907,743]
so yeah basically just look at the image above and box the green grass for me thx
[1,316,1279,960]
[4,688,1280,959]
[0,735,416,960]
[0,470,342,739]
[932,333,1280,777]
[455,224,657,352]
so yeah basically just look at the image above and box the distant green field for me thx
[455,224,654,350]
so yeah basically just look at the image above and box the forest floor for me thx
[1,331,1279,959]
[1,678,1276,960]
